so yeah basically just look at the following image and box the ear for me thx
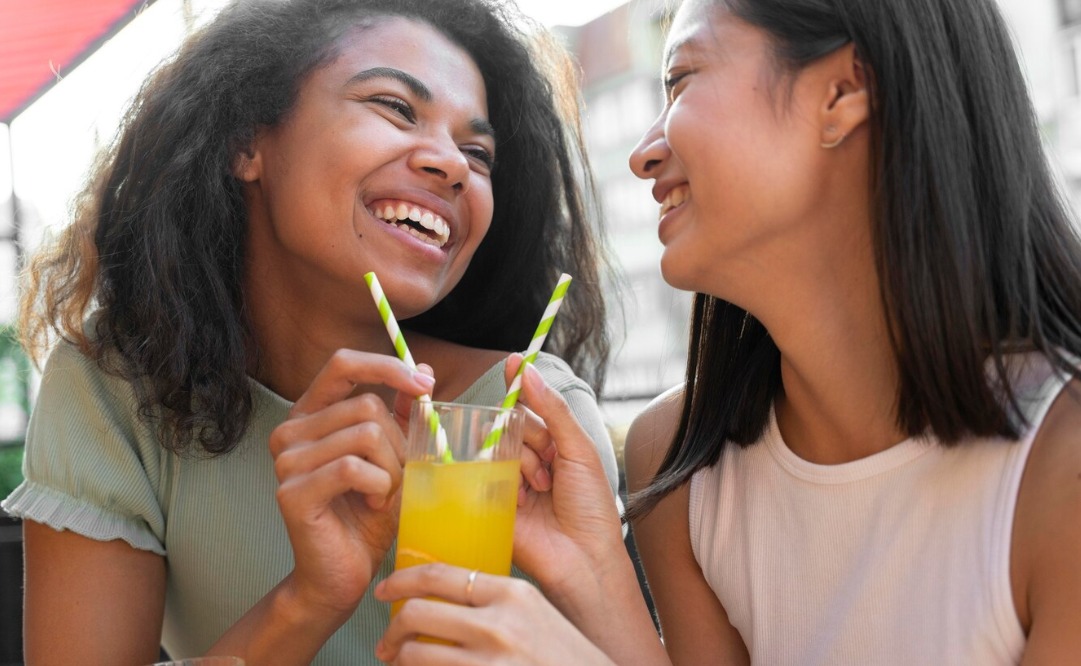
[232,135,264,182]
[818,44,870,148]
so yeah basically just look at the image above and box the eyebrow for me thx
[664,35,703,71]
[349,66,433,101]
[470,118,497,141]
[347,66,496,141]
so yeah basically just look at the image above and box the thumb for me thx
[393,363,435,423]
[504,353,525,391]
[518,362,597,463]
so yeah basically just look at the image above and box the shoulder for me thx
[531,351,593,395]
[1012,377,1081,652]
[624,385,685,494]
[38,339,137,411]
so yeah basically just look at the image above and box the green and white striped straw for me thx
[481,273,573,453]
[363,271,451,462]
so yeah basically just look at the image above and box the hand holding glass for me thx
[392,401,524,616]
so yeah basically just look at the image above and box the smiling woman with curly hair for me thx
[3,1,620,663]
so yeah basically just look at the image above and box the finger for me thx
[503,352,525,390]
[376,563,498,608]
[385,639,475,666]
[273,423,403,495]
[379,599,488,663]
[276,455,395,514]
[292,349,435,416]
[517,404,555,463]
[393,363,436,424]
[518,364,596,463]
[518,442,550,494]
[271,392,403,458]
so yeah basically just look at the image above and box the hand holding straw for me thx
[481,273,573,453]
[363,272,451,462]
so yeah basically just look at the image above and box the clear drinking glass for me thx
[392,401,524,616]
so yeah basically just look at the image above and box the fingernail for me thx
[534,466,552,489]
[373,581,386,598]
[524,364,543,392]
[414,372,435,388]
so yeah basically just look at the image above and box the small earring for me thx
[821,134,847,149]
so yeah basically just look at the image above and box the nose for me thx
[409,133,471,193]
[629,111,669,180]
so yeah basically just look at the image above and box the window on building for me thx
[1066,35,1081,97]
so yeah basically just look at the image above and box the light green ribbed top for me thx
[3,341,619,664]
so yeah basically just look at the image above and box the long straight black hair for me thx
[628,0,1081,518]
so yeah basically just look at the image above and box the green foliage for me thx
[0,446,22,500]
[0,323,29,501]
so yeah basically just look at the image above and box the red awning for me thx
[0,0,156,123]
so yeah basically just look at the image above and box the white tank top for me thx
[689,353,1071,665]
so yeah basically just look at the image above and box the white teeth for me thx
[369,200,451,248]
[660,186,689,216]
[396,222,443,247]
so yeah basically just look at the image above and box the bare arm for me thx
[205,350,438,663]
[24,523,166,666]
[1014,380,1081,664]
[624,387,749,666]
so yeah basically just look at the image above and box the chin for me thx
[659,254,699,294]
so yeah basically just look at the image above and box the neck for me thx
[769,292,906,464]
[243,265,397,405]
[723,206,907,464]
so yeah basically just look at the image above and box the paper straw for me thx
[481,273,572,453]
[363,272,451,462]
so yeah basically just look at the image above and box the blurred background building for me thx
[3,0,1081,662]
[1,0,1080,464]
[558,0,1081,429]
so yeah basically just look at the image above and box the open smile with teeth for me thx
[369,200,451,248]
[660,185,689,218]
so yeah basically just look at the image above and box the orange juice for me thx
[392,458,520,616]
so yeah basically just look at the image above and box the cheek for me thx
[467,182,495,245]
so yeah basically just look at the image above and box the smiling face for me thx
[239,16,495,320]
[629,0,841,301]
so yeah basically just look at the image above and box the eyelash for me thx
[664,71,690,101]
[370,95,416,122]
[368,95,495,172]
[462,147,495,172]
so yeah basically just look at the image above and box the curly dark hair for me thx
[20,0,612,454]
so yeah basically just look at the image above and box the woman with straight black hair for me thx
[375,0,1081,663]
[1,0,622,663]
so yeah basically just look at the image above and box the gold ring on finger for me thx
[465,569,479,606]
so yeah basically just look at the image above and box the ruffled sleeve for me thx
[2,342,168,555]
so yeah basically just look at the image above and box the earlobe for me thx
[232,144,263,182]
[819,48,871,149]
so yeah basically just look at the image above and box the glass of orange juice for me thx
[392,401,524,617]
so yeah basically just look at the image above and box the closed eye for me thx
[462,146,495,173]
[368,95,416,123]
[663,70,691,102]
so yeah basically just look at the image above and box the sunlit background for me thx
[3,0,1081,662]
[2,0,1081,461]
[0,0,687,451]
